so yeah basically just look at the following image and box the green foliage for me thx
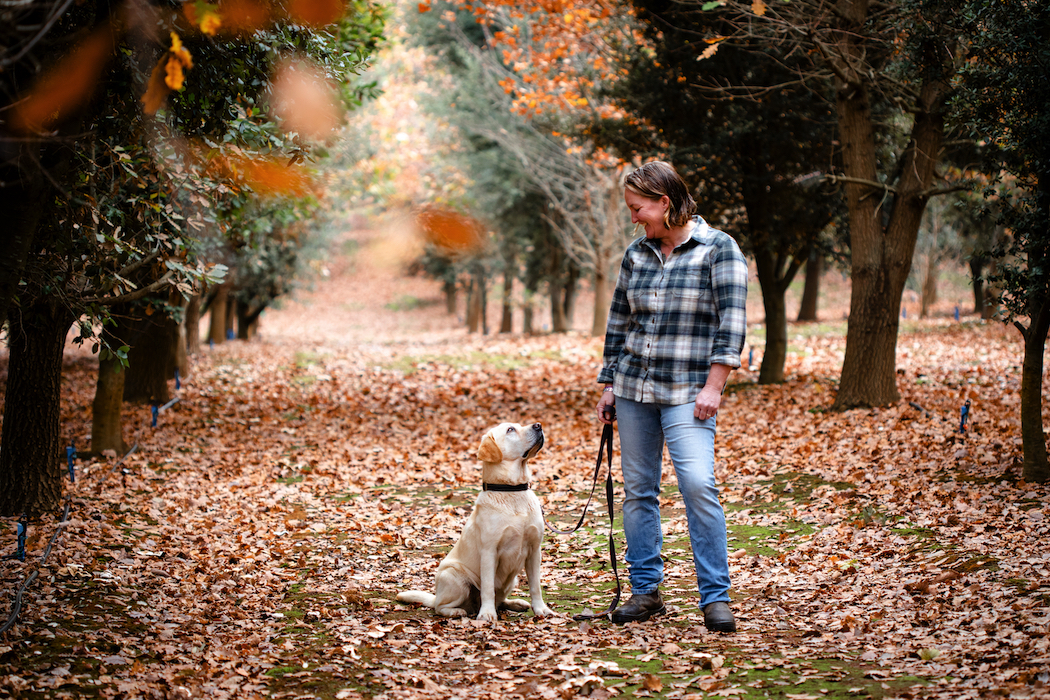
[950,1,1050,323]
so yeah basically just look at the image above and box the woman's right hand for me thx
[597,388,616,424]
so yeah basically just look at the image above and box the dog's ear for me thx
[477,433,503,463]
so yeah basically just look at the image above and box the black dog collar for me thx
[482,483,530,492]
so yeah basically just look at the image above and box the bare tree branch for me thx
[82,269,174,306]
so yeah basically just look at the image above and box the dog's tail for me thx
[396,590,436,608]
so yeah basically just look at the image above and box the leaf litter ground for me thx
[1,234,1049,700]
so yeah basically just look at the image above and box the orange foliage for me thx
[10,26,117,134]
[201,150,315,197]
[214,0,271,33]
[141,61,171,115]
[285,0,345,26]
[444,0,634,122]
[414,206,486,253]
[141,32,195,114]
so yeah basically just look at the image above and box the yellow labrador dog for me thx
[396,422,554,623]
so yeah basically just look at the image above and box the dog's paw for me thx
[533,604,555,618]
[476,607,499,623]
[500,598,531,613]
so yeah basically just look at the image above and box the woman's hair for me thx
[624,161,697,229]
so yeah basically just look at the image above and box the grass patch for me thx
[383,349,565,375]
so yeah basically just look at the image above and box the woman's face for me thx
[625,189,669,240]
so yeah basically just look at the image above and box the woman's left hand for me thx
[695,363,732,421]
[694,386,721,421]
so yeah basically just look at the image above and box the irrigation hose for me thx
[0,499,72,635]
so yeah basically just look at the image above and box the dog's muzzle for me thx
[524,422,544,459]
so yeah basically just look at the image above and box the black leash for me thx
[545,420,622,621]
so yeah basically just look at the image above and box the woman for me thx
[596,161,747,632]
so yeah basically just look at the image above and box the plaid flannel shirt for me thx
[598,217,748,405]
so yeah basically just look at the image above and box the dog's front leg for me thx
[525,535,554,618]
[476,542,499,623]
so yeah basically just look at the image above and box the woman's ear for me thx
[477,433,502,463]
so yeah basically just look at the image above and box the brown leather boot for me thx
[610,591,666,624]
[702,601,736,632]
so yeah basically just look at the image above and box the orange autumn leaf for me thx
[199,11,222,34]
[10,26,116,134]
[183,2,222,34]
[141,60,171,115]
[225,0,270,30]
[165,56,186,90]
[642,674,663,692]
[415,206,485,253]
[417,1,430,12]
[227,154,314,197]
[285,0,344,26]
[752,0,768,16]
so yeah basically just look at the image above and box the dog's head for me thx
[477,422,544,485]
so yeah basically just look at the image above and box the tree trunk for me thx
[500,266,514,333]
[0,196,41,335]
[236,300,261,340]
[831,7,949,408]
[209,283,229,345]
[920,255,938,318]
[0,301,74,516]
[225,293,236,340]
[123,311,177,405]
[564,261,579,331]
[968,257,985,316]
[981,258,1000,320]
[549,276,568,333]
[185,294,202,357]
[590,262,610,338]
[523,267,540,335]
[753,248,794,384]
[466,273,485,333]
[759,293,788,385]
[443,278,457,315]
[797,251,822,322]
[1019,300,1050,482]
[91,353,127,455]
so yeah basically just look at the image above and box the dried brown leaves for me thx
[0,253,1048,699]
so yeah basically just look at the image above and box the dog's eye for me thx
[506,426,516,433]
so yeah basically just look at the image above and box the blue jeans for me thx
[615,397,731,608]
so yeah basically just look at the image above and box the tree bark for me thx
[549,276,568,333]
[564,260,579,332]
[968,257,985,316]
[0,194,41,334]
[920,255,938,318]
[466,272,485,333]
[0,301,74,516]
[123,311,177,405]
[443,278,457,315]
[523,266,540,335]
[753,247,799,384]
[91,353,127,455]
[236,300,261,340]
[500,265,514,333]
[185,294,202,357]
[831,4,950,409]
[209,283,230,345]
[797,251,822,322]
[1019,299,1050,482]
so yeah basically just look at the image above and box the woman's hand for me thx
[693,385,721,421]
[597,388,616,424]
[695,363,732,421]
